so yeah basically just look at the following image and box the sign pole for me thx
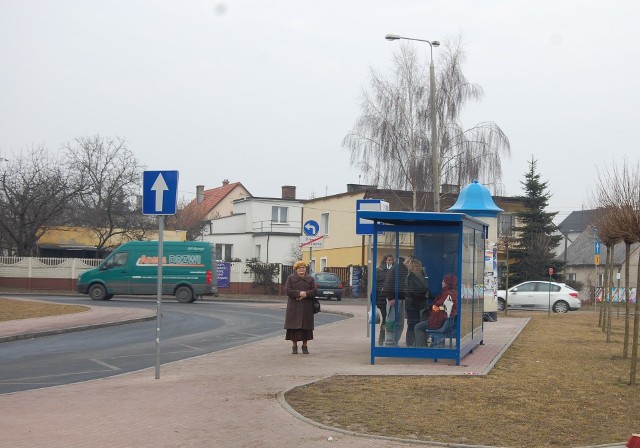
[155,215,164,379]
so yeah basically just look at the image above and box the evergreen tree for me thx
[509,158,564,285]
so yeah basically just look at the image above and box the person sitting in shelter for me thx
[404,256,429,347]
[414,273,458,347]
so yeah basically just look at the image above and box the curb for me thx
[0,314,157,343]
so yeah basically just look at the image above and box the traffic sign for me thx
[356,199,389,234]
[594,255,600,265]
[143,171,179,215]
[303,220,319,236]
[300,235,324,248]
[595,241,601,255]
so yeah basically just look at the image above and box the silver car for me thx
[497,281,581,313]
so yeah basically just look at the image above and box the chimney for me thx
[222,179,229,186]
[196,185,205,204]
[282,185,296,200]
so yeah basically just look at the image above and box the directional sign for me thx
[142,171,179,215]
[300,235,324,248]
[356,199,389,235]
[303,220,319,236]
[594,255,600,266]
[595,241,601,255]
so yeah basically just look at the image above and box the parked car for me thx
[497,281,581,313]
[311,272,343,301]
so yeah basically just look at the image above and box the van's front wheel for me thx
[175,286,194,303]
[89,284,108,301]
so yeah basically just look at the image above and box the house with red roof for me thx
[188,179,252,221]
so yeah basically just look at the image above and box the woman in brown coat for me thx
[284,261,317,354]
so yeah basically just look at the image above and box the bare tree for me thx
[343,37,510,211]
[0,146,81,255]
[64,135,153,256]
[592,160,640,384]
[165,198,209,241]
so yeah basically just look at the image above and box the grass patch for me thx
[286,311,640,447]
[0,298,88,321]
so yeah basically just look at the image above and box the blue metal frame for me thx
[361,211,486,366]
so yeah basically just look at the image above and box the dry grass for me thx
[0,298,88,321]
[286,310,640,447]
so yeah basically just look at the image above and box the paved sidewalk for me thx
[0,298,626,448]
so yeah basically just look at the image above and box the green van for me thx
[77,241,216,303]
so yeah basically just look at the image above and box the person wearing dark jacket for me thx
[375,254,393,345]
[383,256,408,346]
[284,261,317,354]
[404,257,429,347]
[414,273,458,347]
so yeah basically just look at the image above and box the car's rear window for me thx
[315,273,339,282]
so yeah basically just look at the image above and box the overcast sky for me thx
[1,1,637,223]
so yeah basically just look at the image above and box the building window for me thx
[567,273,576,281]
[215,244,233,262]
[321,213,329,236]
[254,244,261,261]
[272,206,288,224]
[498,213,514,237]
[320,257,327,272]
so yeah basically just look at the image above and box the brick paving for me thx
[0,297,627,448]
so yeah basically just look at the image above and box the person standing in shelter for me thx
[414,273,458,347]
[375,254,393,345]
[284,261,317,354]
[383,256,408,346]
[404,257,429,347]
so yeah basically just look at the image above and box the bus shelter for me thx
[359,210,487,365]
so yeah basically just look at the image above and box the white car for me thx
[497,281,581,313]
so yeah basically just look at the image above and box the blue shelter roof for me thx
[447,180,503,217]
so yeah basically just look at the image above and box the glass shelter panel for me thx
[474,228,485,337]
[365,210,486,365]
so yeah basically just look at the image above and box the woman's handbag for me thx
[312,298,321,314]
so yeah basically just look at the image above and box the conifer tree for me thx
[509,158,564,285]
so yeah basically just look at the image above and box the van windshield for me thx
[103,252,128,269]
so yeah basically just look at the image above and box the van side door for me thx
[101,252,130,294]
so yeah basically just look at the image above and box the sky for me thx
[1,0,638,223]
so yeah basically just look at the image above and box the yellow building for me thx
[37,226,186,258]
[301,184,525,276]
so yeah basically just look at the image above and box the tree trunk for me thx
[623,242,631,359]
[599,246,611,329]
[606,244,614,342]
[629,251,640,385]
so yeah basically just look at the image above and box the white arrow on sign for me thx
[151,173,169,212]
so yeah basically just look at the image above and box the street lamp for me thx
[385,34,441,211]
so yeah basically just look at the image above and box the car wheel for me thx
[89,284,108,301]
[497,298,506,311]
[175,286,194,303]
[105,294,114,300]
[552,300,569,313]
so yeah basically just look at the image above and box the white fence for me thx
[0,257,102,279]
[0,257,267,281]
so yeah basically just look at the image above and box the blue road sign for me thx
[142,171,179,215]
[303,220,319,236]
[595,241,601,255]
[356,199,389,235]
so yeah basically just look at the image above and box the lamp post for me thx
[385,34,440,211]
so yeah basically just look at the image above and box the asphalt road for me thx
[0,296,346,394]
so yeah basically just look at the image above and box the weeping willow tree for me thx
[343,37,511,211]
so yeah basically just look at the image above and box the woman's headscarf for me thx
[443,273,457,289]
